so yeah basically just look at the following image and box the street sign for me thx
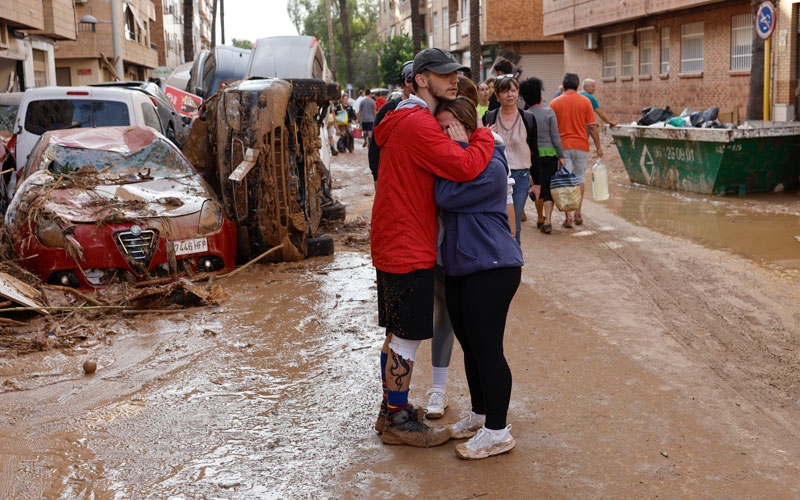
[756,1,776,40]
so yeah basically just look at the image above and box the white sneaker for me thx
[455,425,515,460]
[449,411,486,439]
[425,387,448,419]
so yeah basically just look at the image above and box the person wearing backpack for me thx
[483,75,542,244]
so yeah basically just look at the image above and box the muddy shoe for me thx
[425,388,448,419]
[374,402,387,434]
[455,425,515,460]
[450,411,486,439]
[381,406,451,447]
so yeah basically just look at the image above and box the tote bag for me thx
[550,166,582,212]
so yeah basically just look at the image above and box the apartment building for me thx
[544,0,798,123]
[0,0,76,90]
[377,0,564,100]
[1,0,213,90]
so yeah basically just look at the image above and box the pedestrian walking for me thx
[434,96,524,459]
[483,75,542,244]
[519,77,565,234]
[580,78,617,128]
[371,48,495,448]
[334,93,356,153]
[357,89,376,148]
[549,72,603,227]
[487,59,513,112]
[477,81,491,118]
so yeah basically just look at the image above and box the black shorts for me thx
[376,268,434,340]
[540,155,559,202]
[361,121,374,132]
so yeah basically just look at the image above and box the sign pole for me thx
[764,36,771,121]
[756,1,776,120]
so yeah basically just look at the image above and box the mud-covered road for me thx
[2,135,800,499]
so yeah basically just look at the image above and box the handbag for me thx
[335,109,349,126]
[550,166,582,212]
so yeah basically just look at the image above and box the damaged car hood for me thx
[9,170,211,224]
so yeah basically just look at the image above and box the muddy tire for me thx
[322,202,346,222]
[306,233,335,257]
[289,79,341,104]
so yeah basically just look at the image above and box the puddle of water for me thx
[603,181,800,270]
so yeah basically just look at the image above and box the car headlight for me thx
[198,199,224,234]
[36,218,67,248]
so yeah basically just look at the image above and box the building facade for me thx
[544,0,798,123]
[377,0,565,98]
[1,0,213,90]
[0,0,77,90]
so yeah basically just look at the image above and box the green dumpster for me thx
[610,121,800,195]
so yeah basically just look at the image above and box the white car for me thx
[8,86,165,199]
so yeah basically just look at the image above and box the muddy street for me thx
[2,137,800,499]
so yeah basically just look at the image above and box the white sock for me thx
[483,426,510,439]
[431,366,449,390]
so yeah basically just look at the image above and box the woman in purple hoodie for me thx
[434,96,524,460]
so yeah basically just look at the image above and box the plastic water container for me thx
[591,160,609,201]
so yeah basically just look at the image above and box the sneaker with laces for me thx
[381,405,451,447]
[449,411,486,439]
[455,425,515,460]
[425,388,448,419]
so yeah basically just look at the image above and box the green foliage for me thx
[287,0,381,88]
[232,39,253,50]
[379,35,415,88]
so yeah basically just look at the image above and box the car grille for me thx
[115,228,158,274]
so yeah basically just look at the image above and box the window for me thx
[660,27,670,74]
[602,36,617,79]
[731,13,753,70]
[639,30,653,76]
[433,12,439,33]
[443,7,448,30]
[680,21,703,73]
[461,0,468,18]
[621,33,634,77]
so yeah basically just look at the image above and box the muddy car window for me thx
[37,140,193,179]
[25,100,131,135]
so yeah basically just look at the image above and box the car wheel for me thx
[289,79,342,104]
[306,233,334,257]
[322,202,346,222]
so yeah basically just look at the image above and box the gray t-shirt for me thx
[358,97,376,123]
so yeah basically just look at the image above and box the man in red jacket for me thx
[371,48,495,447]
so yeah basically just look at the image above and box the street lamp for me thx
[79,0,124,80]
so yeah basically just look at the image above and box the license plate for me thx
[173,237,208,256]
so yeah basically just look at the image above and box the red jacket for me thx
[371,102,495,274]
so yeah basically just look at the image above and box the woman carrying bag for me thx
[483,75,541,244]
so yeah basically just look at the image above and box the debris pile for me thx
[632,106,737,129]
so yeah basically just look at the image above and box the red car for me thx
[5,126,237,289]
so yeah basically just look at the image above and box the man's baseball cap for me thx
[399,60,414,84]
[413,48,469,76]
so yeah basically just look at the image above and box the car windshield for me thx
[36,138,193,180]
[24,99,131,135]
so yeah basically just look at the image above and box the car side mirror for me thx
[182,116,192,125]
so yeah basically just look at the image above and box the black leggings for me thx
[445,266,521,430]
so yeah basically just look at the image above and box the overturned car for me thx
[184,77,344,262]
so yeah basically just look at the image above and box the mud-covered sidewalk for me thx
[1,140,800,499]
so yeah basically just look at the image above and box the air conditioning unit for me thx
[584,32,599,51]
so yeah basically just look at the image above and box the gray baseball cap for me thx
[413,48,469,76]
